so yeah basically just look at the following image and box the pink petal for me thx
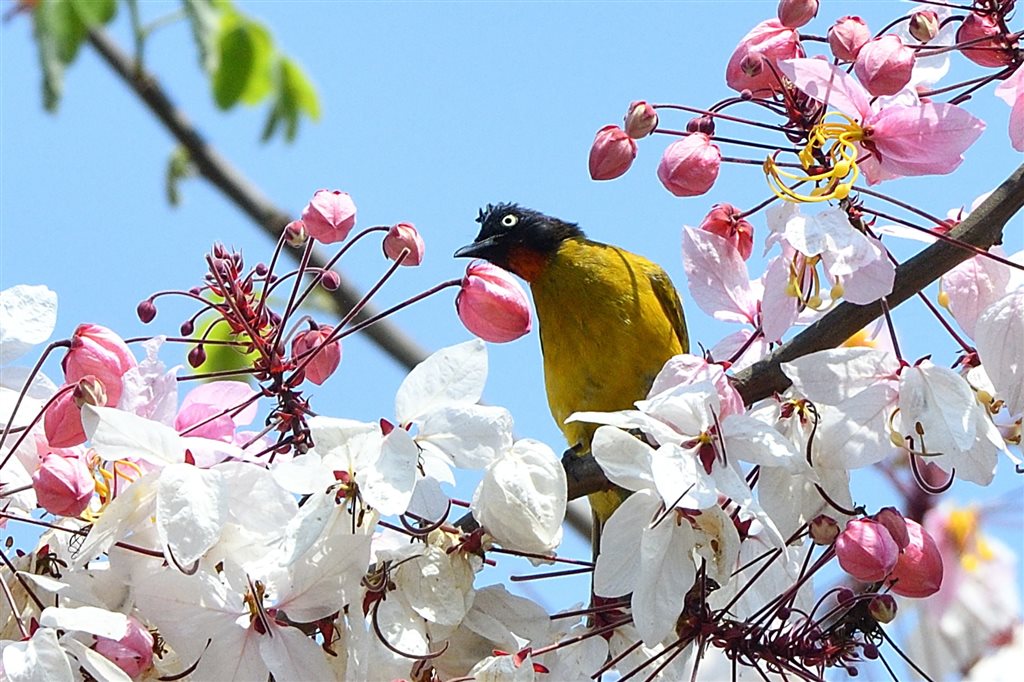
[777,58,872,119]
[994,64,1024,151]
[867,102,985,177]
[681,227,758,324]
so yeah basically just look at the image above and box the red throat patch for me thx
[506,245,548,283]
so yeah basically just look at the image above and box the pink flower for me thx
[854,35,916,96]
[175,380,259,440]
[777,0,818,29]
[657,134,721,197]
[828,16,870,61]
[994,64,1024,152]
[456,261,532,343]
[835,518,899,582]
[588,125,637,180]
[624,101,658,139]
[956,12,1016,67]
[32,451,93,517]
[94,616,154,678]
[779,58,985,183]
[726,19,803,96]
[698,203,754,260]
[886,519,944,598]
[383,222,425,266]
[301,189,357,244]
[290,326,342,385]
[62,323,136,406]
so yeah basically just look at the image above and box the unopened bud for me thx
[909,10,940,43]
[810,514,840,545]
[456,262,532,343]
[777,0,818,29]
[835,518,899,582]
[302,190,357,244]
[321,270,341,291]
[179,320,195,336]
[868,594,897,623]
[291,326,342,386]
[657,133,721,197]
[957,12,1016,67]
[886,518,943,598]
[588,125,637,180]
[828,16,871,61]
[383,222,426,266]
[874,507,910,549]
[32,452,94,517]
[188,345,207,368]
[624,101,658,138]
[284,219,308,247]
[136,299,157,324]
[854,35,916,96]
[835,587,856,606]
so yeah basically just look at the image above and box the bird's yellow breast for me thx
[530,238,688,451]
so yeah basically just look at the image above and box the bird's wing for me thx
[646,267,690,354]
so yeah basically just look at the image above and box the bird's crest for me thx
[475,202,517,226]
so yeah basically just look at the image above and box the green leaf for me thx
[69,0,116,25]
[211,12,274,110]
[260,57,320,143]
[192,319,258,384]
[182,0,222,74]
[36,0,87,64]
[165,147,196,206]
[32,4,65,111]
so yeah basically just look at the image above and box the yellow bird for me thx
[454,203,689,531]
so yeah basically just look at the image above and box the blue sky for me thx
[2,0,1021,624]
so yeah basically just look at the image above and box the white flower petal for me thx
[1,628,73,682]
[0,284,57,364]
[681,227,758,324]
[899,362,977,453]
[259,623,335,682]
[782,347,900,405]
[39,606,128,639]
[632,514,696,647]
[722,414,799,469]
[157,464,228,566]
[395,339,487,424]
[591,425,656,492]
[418,403,513,469]
[975,291,1024,416]
[472,439,566,554]
[82,405,185,466]
[594,490,659,598]
[364,427,418,516]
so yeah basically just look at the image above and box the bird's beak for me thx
[453,235,501,259]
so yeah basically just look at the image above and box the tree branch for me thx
[85,26,428,370]
[563,161,1024,502]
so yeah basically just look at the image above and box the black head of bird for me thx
[453,203,584,281]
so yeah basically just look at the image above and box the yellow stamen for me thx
[765,112,865,203]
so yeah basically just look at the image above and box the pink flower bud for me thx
[44,378,107,448]
[698,203,754,260]
[291,326,342,386]
[657,134,721,197]
[383,222,425,266]
[828,16,871,62]
[456,261,532,343]
[909,10,940,43]
[777,0,818,29]
[284,219,308,247]
[868,594,898,623]
[835,518,899,582]
[809,514,840,545]
[62,324,136,407]
[624,101,658,139]
[588,125,637,180]
[874,507,909,549]
[854,35,916,96]
[31,452,93,517]
[886,519,943,598]
[136,299,156,324]
[725,19,803,96]
[301,190,357,244]
[94,616,154,679]
[321,270,341,291]
[956,12,1016,67]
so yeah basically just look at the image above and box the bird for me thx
[454,203,689,537]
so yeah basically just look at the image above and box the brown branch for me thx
[85,26,428,370]
[563,161,1024,502]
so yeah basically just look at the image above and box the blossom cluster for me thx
[1,1,1023,681]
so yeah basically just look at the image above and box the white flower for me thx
[975,290,1024,418]
[472,439,566,555]
[767,203,895,305]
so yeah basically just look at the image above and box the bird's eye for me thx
[501,214,519,228]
